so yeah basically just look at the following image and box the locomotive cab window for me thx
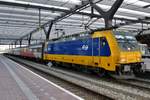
[115,34,139,51]
[100,37,111,56]
[100,37,107,47]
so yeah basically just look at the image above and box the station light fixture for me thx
[0,12,55,20]
[81,10,138,20]
[0,0,69,10]
[0,6,61,17]
[96,4,150,17]
[124,0,150,7]
[53,0,81,5]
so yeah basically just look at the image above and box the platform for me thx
[143,58,150,71]
[0,55,83,100]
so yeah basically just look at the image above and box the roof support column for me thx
[91,6,94,19]
[14,42,17,48]
[12,43,14,49]
[10,43,12,49]
[89,0,124,28]
[9,44,10,50]
[43,21,53,41]
[39,8,41,27]
[20,40,22,47]
[43,27,47,36]
[28,34,32,45]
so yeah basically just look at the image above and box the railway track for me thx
[116,78,150,91]
[6,55,150,100]
[133,78,150,84]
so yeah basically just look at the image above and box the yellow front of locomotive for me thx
[115,32,146,76]
[94,30,145,77]
[119,51,142,64]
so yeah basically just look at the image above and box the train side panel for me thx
[43,31,118,71]
[20,48,35,58]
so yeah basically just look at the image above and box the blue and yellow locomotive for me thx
[43,30,145,78]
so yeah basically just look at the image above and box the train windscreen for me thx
[115,34,139,51]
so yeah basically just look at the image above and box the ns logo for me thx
[82,45,88,50]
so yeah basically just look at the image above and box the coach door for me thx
[92,38,100,66]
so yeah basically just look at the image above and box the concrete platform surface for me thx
[0,55,83,100]
[143,58,150,71]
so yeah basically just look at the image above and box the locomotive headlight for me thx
[120,57,126,63]
[137,57,141,61]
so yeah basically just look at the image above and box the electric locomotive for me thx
[43,30,146,78]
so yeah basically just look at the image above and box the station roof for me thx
[0,0,150,45]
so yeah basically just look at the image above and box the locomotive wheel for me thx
[111,70,135,79]
[96,68,106,77]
